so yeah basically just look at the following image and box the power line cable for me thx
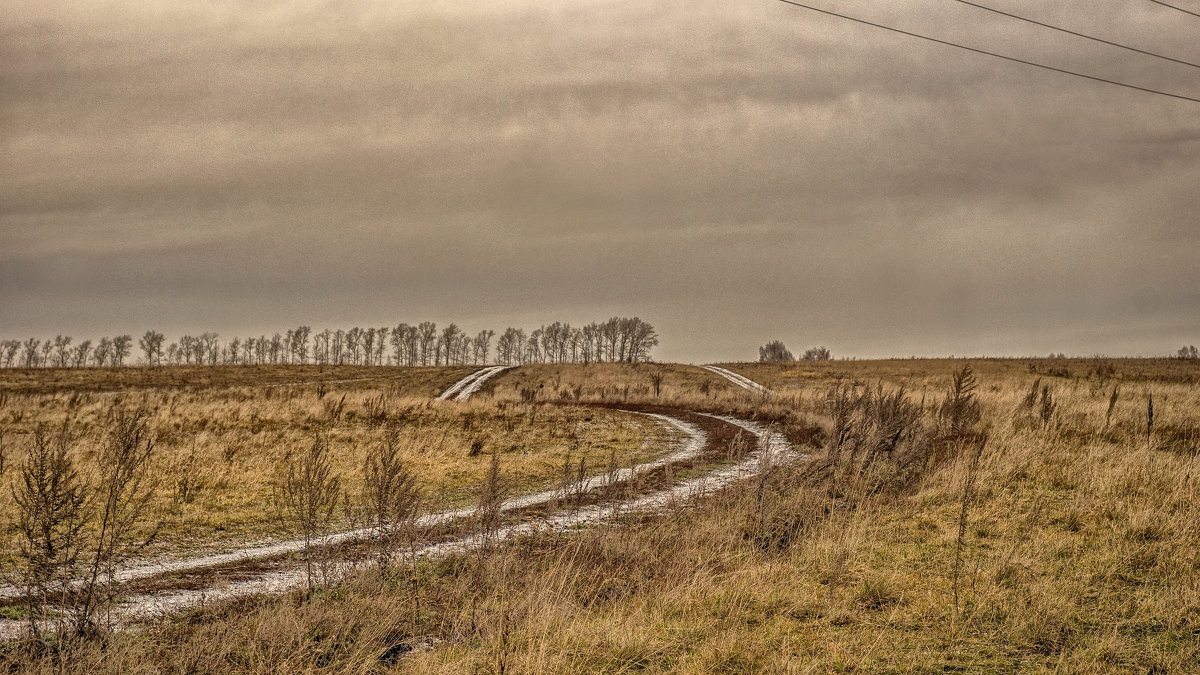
[772,0,1200,103]
[1146,0,1200,20]
[952,0,1200,70]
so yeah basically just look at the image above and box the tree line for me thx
[758,340,832,362]
[0,317,659,368]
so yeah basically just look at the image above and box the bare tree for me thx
[332,329,345,364]
[418,322,437,366]
[314,329,332,365]
[21,338,40,368]
[244,336,257,364]
[0,339,20,368]
[580,324,597,364]
[294,325,312,364]
[51,335,72,367]
[473,329,495,365]
[568,327,582,362]
[542,322,567,363]
[139,330,165,366]
[227,337,241,365]
[111,335,133,366]
[456,332,471,365]
[200,333,220,365]
[269,332,284,364]
[72,340,92,368]
[440,324,463,366]
[396,324,415,365]
[527,328,543,363]
[497,327,525,365]
[361,328,376,366]
[93,337,112,368]
[404,325,420,365]
[345,327,362,365]
[624,317,659,362]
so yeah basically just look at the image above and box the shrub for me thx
[12,424,87,639]
[801,346,832,361]
[758,341,794,362]
[274,433,342,592]
[939,365,981,437]
[357,430,420,569]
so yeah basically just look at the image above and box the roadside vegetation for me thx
[0,358,1197,671]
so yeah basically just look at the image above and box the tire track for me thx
[10,412,698,594]
[0,411,799,637]
[701,365,772,394]
[436,365,512,401]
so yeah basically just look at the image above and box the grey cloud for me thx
[2,0,1198,361]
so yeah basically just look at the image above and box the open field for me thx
[0,365,477,396]
[724,357,1200,390]
[2,359,1199,672]
[0,366,665,562]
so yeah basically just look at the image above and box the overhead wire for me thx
[1145,0,1200,20]
[772,0,1200,103]
[950,0,1200,70]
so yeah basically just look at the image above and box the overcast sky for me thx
[2,0,1198,362]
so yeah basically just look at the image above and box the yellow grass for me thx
[0,366,663,561]
[0,364,474,396]
[3,359,1200,672]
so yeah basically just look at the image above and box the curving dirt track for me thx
[701,365,772,394]
[436,365,512,401]
[0,408,800,637]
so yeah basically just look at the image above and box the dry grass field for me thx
[0,365,472,397]
[0,366,664,562]
[2,358,1199,672]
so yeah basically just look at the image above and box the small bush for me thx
[939,365,981,437]
[855,576,900,610]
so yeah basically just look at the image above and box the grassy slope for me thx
[0,365,474,396]
[4,360,1200,672]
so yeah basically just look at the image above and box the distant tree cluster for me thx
[0,317,658,369]
[757,341,831,362]
[0,335,133,369]
[1179,345,1199,360]
[801,346,832,361]
[758,340,794,362]
[495,318,658,365]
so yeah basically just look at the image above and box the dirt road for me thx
[437,365,512,401]
[701,365,771,393]
[0,410,797,637]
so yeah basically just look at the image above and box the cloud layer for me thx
[3,0,1198,360]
